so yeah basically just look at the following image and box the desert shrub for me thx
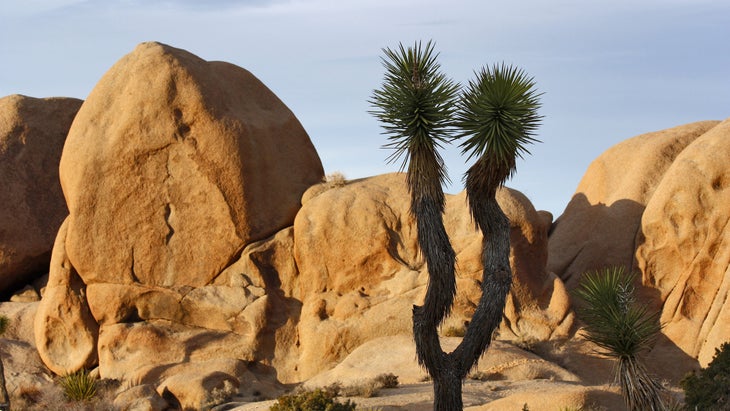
[270,388,356,411]
[338,373,399,398]
[323,172,347,189]
[340,381,380,398]
[681,341,730,411]
[13,381,116,411]
[373,373,398,389]
[441,325,465,337]
[467,371,489,381]
[59,369,97,402]
[11,384,43,410]
[513,335,539,353]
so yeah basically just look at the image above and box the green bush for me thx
[681,341,730,410]
[59,369,97,402]
[270,388,356,411]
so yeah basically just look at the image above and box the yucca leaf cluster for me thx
[574,267,661,359]
[575,266,665,411]
[368,40,542,192]
[59,369,97,402]
[456,64,541,181]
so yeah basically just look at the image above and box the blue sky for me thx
[2,0,729,216]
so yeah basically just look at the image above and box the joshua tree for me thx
[575,266,665,411]
[370,41,541,410]
[0,315,9,411]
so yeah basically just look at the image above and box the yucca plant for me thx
[574,266,665,411]
[370,40,541,410]
[370,41,461,409]
[59,369,97,402]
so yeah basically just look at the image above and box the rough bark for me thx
[412,155,513,410]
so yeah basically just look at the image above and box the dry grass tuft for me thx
[323,172,347,189]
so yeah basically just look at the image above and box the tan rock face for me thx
[548,119,729,382]
[59,41,323,289]
[34,219,99,375]
[636,118,730,377]
[113,384,169,411]
[35,41,322,396]
[291,173,572,380]
[548,121,718,289]
[0,94,82,293]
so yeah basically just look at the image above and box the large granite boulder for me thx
[35,41,323,394]
[636,118,730,380]
[547,121,717,289]
[0,94,82,293]
[59,41,323,288]
[548,118,729,382]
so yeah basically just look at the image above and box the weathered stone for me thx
[35,41,323,389]
[636,118,730,379]
[33,219,98,375]
[114,384,169,411]
[471,382,624,411]
[0,94,81,293]
[548,121,717,288]
[159,366,239,410]
[59,41,323,289]
[96,320,256,383]
[9,285,40,303]
[0,302,38,344]
[291,173,572,380]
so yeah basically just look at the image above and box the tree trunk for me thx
[0,357,9,411]
[412,155,513,410]
[433,364,463,411]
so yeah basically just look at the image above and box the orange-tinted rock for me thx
[636,118,730,378]
[36,41,322,388]
[33,219,98,375]
[291,173,572,380]
[59,41,323,289]
[548,121,717,289]
[0,94,81,292]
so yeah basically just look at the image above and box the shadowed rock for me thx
[548,121,718,288]
[0,94,82,294]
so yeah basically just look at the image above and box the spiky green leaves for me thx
[369,40,459,193]
[575,267,662,360]
[370,43,541,193]
[455,64,542,181]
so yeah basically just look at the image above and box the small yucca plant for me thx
[575,266,665,411]
[59,369,97,402]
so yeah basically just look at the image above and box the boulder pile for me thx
[0,40,726,410]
